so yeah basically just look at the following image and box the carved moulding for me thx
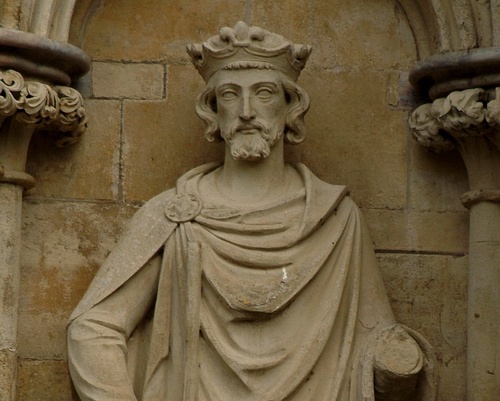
[409,87,500,144]
[0,8,89,401]
[408,83,500,401]
[0,69,87,142]
[0,26,89,193]
[0,68,87,189]
[408,87,500,205]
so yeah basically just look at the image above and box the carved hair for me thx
[195,72,310,144]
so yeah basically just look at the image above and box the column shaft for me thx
[467,202,500,401]
[0,183,23,401]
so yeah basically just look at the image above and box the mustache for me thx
[227,121,271,140]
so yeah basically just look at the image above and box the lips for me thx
[236,125,261,134]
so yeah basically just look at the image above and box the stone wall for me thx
[18,1,469,399]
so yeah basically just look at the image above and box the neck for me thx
[217,139,287,204]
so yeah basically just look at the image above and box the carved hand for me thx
[373,325,424,401]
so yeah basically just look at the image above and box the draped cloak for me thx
[68,163,437,401]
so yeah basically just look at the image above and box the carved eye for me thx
[256,87,273,99]
[220,89,237,101]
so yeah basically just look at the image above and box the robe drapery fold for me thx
[68,163,437,401]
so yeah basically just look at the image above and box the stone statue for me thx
[67,22,437,401]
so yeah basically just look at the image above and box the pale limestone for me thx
[0,184,22,401]
[0,349,17,401]
[26,99,121,200]
[409,86,500,401]
[397,1,487,56]
[252,0,417,70]
[17,360,75,401]
[68,22,436,401]
[122,66,224,202]
[378,253,468,401]
[80,0,247,62]
[0,0,78,42]
[363,209,469,254]
[294,69,409,209]
[18,200,136,360]
[2,0,490,399]
[409,141,469,213]
[0,29,89,401]
[92,62,164,100]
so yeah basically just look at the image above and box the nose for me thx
[239,95,255,121]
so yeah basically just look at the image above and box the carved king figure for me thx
[68,22,437,401]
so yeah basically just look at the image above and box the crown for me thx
[187,21,312,82]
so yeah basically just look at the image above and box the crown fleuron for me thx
[187,21,312,82]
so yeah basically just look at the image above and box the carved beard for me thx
[221,121,283,161]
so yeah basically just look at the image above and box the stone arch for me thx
[2,0,496,58]
[61,0,494,60]
[396,0,497,58]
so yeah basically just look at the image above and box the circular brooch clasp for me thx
[164,193,202,222]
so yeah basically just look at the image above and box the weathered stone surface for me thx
[68,23,437,401]
[122,65,224,202]
[288,69,409,209]
[80,0,247,62]
[5,2,476,400]
[0,349,16,401]
[408,84,500,401]
[25,100,121,200]
[17,359,75,401]
[18,200,135,359]
[0,185,22,349]
[409,137,470,213]
[364,209,469,254]
[252,0,416,70]
[93,62,165,100]
[378,253,468,401]
[0,184,22,401]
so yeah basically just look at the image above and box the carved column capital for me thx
[409,87,500,207]
[0,69,87,146]
[409,50,500,401]
[409,88,498,149]
[0,68,87,142]
[0,6,90,400]
[0,68,88,190]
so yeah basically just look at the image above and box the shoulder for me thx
[129,188,177,224]
[69,188,179,322]
[293,163,349,207]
